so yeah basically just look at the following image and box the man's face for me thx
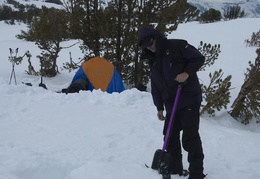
[147,38,156,52]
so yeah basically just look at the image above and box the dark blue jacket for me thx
[139,26,205,116]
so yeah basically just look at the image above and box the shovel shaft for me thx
[162,86,182,152]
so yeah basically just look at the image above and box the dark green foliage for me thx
[200,69,232,116]
[17,7,70,77]
[141,0,199,34]
[0,5,13,21]
[229,31,260,124]
[245,30,260,47]
[224,5,245,20]
[229,47,260,124]
[15,0,200,85]
[154,0,200,33]
[102,0,149,85]
[0,0,41,24]
[198,41,221,71]
[62,0,200,87]
[172,0,200,23]
[37,52,58,77]
[6,0,20,8]
[63,0,107,57]
[197,42,232,116]
[199,8,222,23]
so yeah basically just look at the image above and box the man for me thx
[138,26,206,179]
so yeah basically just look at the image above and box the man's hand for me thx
[175,72,189,83]
[157,110,166,121]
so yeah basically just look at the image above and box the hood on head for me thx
[138,26,166,49]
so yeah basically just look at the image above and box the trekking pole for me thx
[12,62,17,85]
[9,48,18,85]
[162,83,182,151]
[9,48,13,85]
[9,62,16,85]
[15,48,18,56]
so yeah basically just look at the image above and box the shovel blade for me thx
[151,149,171,170]
[151,149,163,170]
[151,149,172,179]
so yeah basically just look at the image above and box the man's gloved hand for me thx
[157,110,166,121]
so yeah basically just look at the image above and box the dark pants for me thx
[164,102,204,179]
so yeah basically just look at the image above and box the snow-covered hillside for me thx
[0,17,260,179]
[0,0,62,8]
[1,0,259,18]
[188,0,260,18]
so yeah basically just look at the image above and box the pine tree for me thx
[198,41,221,71]
[16,7,70,77]
[199,8,222,23]
[229,48,260,124]
[224,5,245,20]
[198,41,232,116]
[63,0,200,86]
[245,30,260,47]
[151,0,199,34]
[0,5,13,21]
[63,0,107,58]
[18,0,200,86]
[200,69,232,116]
[229,31,260,124]
[102,0,200,86]
[0,0,41,24]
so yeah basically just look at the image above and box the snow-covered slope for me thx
[1,0,259,18]
[0,0,62,9]
[188,0,260,18]
[0,18,260,179]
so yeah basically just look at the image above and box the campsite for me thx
[62,56,125,94]
[0,9,260,179]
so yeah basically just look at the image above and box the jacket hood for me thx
[138,26,166,47]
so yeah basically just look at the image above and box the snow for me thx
[170,18,260,103]
[188,0,260,18]
[0,18,260,179]
[0,0,62,9]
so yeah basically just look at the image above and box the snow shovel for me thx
[151,84,182,179]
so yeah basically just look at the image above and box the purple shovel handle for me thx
[162,86,182,152]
